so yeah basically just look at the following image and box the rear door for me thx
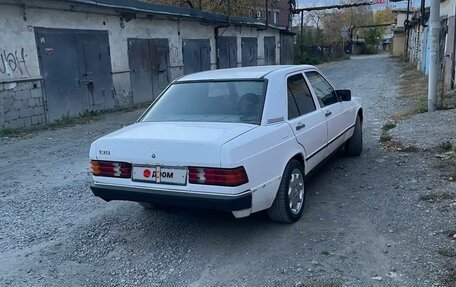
[305,71,346,156]
[286,72,327,172]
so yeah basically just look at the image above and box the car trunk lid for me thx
[91,122,257,167]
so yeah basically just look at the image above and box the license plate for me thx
[132,166,187,185]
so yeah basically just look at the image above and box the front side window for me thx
[141,80,266,125]
[287,73,316,119]
[306,71,338,107]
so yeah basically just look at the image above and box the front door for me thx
[305,71,346,156]
[286,72,328,172]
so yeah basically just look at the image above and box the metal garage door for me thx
[182,39,211,75]
[217,36,237,69]
[264,36,276,65]
[128,38,170,104]
[241,37,258,67]
[35,28,113,122]
[280,32,294,65]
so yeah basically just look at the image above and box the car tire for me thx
[268,159,305,223]
[345,115,363,156]
[139,202,159,210]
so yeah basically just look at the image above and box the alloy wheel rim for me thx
[288,169,304,215]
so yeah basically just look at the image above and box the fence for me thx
[294,43,346,65]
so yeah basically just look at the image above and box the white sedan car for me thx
[90,65,363,223]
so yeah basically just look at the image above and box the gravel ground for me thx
[390,109,456,150]
[1,54,455,287]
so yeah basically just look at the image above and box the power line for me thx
[293,2,372,13]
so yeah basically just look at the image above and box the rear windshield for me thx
[140,80,266,125]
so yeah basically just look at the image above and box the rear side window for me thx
[305,71,338,107]
[287,73,316,120]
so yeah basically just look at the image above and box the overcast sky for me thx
[297,0,429,10]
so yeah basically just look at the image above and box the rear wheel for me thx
[345,115,363,156]
[268,159,305,223]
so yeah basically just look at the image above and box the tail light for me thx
[90,160,132,178]
[188,166,248,187]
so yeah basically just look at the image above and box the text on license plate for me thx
[132,166,187,185]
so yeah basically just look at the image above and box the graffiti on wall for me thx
[0,48,31,79]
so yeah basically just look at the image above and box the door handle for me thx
[296,123,306,131]
[325,110,332,117]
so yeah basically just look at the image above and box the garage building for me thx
[0,0,294,129]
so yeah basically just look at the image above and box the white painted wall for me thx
[440,0,456,17]
[396,13,408,28]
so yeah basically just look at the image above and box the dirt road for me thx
[1,55,454,286]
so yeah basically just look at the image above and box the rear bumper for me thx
[90,184,252,211]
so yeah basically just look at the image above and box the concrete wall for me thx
[396,13,407,28]
[0,80,46,129]
[0,1,284,129]
[440,0,456,18]
[405,2,456,92]
[392,32,406,57]
[443,15,456,92]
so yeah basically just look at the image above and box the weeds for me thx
[438,141,454,153]
[395,97,428,119]
[438,247,456,258]
[296,283,342,287]
[419,192,456,202]
[382,121,396,131]
[380,133,392,143]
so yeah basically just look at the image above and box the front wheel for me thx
[345,115,363,156]
[268,159,305,223]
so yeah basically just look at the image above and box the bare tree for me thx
[143,0,264,17]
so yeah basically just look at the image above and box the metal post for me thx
[405,0,410,56]
[428,0,440,112]
[227,0,231,17]
[300,10,304,55]
[420,0,425,27]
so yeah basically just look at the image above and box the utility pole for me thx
[300,10,304,55]
[227,0,231,17]
[428,0,440,112]
[405,0,410,56]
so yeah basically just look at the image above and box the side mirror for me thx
[337,89,351,101]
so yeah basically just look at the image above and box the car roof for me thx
[176,65,316,82]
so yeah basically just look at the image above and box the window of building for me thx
[274,12,279,24]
